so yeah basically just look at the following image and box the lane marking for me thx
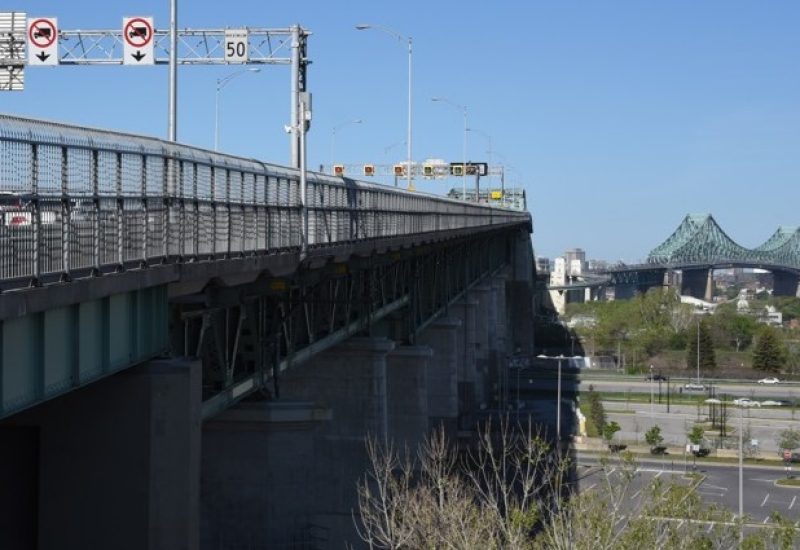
[761,493,770,507]
[763,516,771,524]
[704,484,728,491]
[631,488,643,500]
[584,483,597,492]
[654,471,663,479]
[751,478,779,483]
[790,496,796,510]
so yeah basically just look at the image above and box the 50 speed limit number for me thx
[224,29,249,63]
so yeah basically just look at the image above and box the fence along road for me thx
[0,114,529,290]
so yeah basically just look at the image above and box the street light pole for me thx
[696,318,701,384]
[557,355,563,442]
[432,97,468,200]
[214,68,261,151]
[355,24,413,191]
[739,404,744,544]
[329,119,363,173]
[649,364,654,417]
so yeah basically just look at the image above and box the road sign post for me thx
[123,17,155,65]
[27,17,58,65]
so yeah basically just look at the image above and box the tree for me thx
[711,306,758,352]
[354,422,791,549]
[752,326,787,373]
[645,425,664,450]
[687,425,704,446]
[586,388,606,436]
[602,421,621,444]
[777,428,800,452]
[686,318,716,372]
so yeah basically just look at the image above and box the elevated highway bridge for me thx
[0,114,535,548]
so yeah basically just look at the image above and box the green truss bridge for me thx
[609,214,800,300]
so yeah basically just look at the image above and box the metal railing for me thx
[0,114,529,288]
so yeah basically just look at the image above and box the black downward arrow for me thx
[36,52,50,62]
[132,51,146,62]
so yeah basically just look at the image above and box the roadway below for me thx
[575,453,800,527]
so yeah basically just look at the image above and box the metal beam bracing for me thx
[56,27,307,65]
[188,228,517,419]
[645,213,800,270]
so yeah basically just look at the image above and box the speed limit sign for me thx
[224,29,248,63]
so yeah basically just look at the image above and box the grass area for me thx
[775,477,800,487]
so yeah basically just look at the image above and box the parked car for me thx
[758,377,780,385]
[732,398,761,407]
[683,382,706,391]
[645,373,667,382]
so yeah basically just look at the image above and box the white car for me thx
[732,398,761,407]
[757,377,780,385]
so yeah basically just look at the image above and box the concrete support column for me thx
[508,231,535,354]
[417,317,461,437]
[211,336,393,548]
[705,268,714,302]
[0,358,202,550]
[470,286,492,407]
[386,345,432,452]
[491,276,511,410]
[201,402,331,549]
[450,299,478,429]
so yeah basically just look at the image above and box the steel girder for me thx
[647,214,800,269]
[171,228,516,418]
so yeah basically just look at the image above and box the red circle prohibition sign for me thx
[29,19,57,48]
[124,18,153,48]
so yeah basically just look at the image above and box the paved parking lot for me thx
[576,455,800,526]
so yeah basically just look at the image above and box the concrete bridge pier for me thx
[681,268,714,301]
[469,285,493,408]
[201,337,394,549]
[416,317,461,438]
[773,270,800,297]
[0,358,202,550]
[386,345,432,452]
[450,298,479,429]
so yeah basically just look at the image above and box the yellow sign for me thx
[490,190,503,200]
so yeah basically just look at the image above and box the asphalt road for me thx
[575,454,800,526]
[577,378,800,399]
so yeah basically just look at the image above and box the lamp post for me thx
[355,24,413,191]
[649,364,654,417]
[215,68,261,151]
[539,354,565,444]
[696,317,701,384]
[431,97,468,200]
[329,119,363,173]
[738,403,744,544]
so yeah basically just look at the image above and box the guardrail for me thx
[0,114,529,289]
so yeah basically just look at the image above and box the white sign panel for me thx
[122,16,155,65]
[27,17,58,66]
[224,29,249,63]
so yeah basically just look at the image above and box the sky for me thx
[5,1,800,262]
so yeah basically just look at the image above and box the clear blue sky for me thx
[7,1,800,262]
